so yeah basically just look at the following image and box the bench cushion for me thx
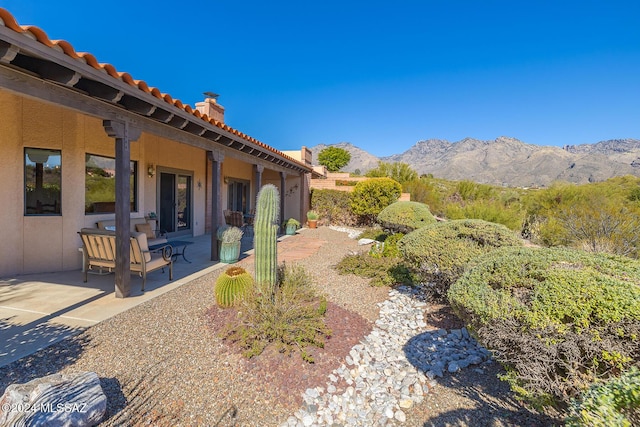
[132,232,152,262]
[135,222,155,239]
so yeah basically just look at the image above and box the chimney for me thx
[196,92,225,123]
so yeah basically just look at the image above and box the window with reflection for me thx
[85,154,137,214]
[25,148,61,215]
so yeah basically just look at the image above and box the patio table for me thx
[149,240,194,263]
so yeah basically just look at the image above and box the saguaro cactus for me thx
[254,184,280,289]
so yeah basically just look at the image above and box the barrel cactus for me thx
[254,184,280,288]
[215,266,254,307]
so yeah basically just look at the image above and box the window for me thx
[227,179,249,213]
[25,148,61,215]
[85,154,138,214]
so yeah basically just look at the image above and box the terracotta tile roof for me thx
[0,8,306,169]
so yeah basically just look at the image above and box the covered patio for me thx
[0,8,313,301]
[0,232,258,368]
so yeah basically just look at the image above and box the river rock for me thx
[0,371,106,427]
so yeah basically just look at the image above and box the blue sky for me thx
[2,1,639,157]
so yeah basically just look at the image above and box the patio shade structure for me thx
[0,8,311,297]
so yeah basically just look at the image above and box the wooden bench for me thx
[79,228,173,292]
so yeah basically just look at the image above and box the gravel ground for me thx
[0,227,560,426]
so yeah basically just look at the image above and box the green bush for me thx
[449,246,640,408]
[380,233,404,258]
[398,219,522,300]
[377,201,437,233]
[310,189,356,225]
[403,178,446,216]
[566,367,640,427]
[365,161,418,185]
[350,178,402,224]
[336,252,414,287]
[357,227,387,241]
[456,180,495,201]
[445,199,525,231]
[221,264,331,362]
[523,177,640,257]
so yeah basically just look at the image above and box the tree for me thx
[365,161,418,185]
[318,147,351,172]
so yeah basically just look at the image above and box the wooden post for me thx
[208,151,223,261]
[299,172,307,222]
[280,171,286,225]
[254,164,264,206]
[103,120,141,298]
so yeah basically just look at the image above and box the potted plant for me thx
[284,218,301,235]
[307,210,319,229]
[217,225,244,263]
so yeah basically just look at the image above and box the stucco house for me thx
[0,8,312,296]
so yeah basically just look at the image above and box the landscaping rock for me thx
[0,371,106,427]
[357,238,377,246]
[289,286,491,425]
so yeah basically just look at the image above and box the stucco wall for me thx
[0,91,210,275]
[0,89,307,276]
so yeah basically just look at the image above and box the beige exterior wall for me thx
[0,91,206,275]
[0,90,309,276]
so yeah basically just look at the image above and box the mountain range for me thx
[309,137,640,187]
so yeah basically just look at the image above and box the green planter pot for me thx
[285,224,297,235]
[220,241,241,263]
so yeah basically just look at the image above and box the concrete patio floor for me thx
[0,232,257,368]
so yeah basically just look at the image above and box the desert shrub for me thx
[378,233,404,258]
[367,232,404,258]
[445,199,525,231]
[365,161,418,185]
[350,178,402,224]
[310,189,357,225]
[358,226,387,241]
[377,201,437,233]
[398,219,522,300]
[221,264,331,362]
[336,252,414,287]
[524,177,640,257]
[404,178,446,216]
[456,180,495,201]
[566,367,640,427]
[449,246,640,408]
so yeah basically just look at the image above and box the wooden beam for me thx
[254,164,264,212]
[75,77,123,102]
[103,120,141,298]
[149,108,174,123]
[280,171,286,225]
[0,40,19,63]
[183,121,206,136]
[167,114,188,129]
[119,94,157,115]
[208,151,224,261]
[10,53,80,86]
[201,129,221,140]
[0,63,312,174]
